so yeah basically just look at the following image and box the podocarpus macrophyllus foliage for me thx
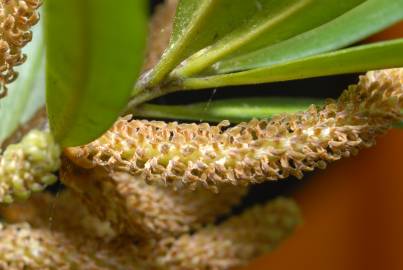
[65,69,403,192]
[0,130,60,204]
[0,0,41,98]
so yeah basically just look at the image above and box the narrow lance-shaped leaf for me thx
[142,0,364,88]
[215,0,403,73]
[181,39,403,90]
[140,0,264,89]
[172,0,365,78]
[134,97,324,123]
[45,0,147,147]
[135,99,403,128]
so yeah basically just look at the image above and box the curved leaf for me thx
[215,0,403,73]
[134,97,323,123]
[135,99,402,128]
[46,0,147,147]
[142,0,365,87]
[181,39,403,90]
[173,0,365,78]
[142,0,268,88]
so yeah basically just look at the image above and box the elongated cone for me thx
[0,0,41,98]
[145,197,301,270]
[0,192,300,270]
[0,191,117,240]
[0,192,143,269]
[65,69,403,192]
[0,130,60,203]
[0,222,143,270]
[61,161,248,239]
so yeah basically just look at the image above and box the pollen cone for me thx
[65,69,403,191]
[0,0,41,98]
[146,197,301,270]
[61,160,247,239]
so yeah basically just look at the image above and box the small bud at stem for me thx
[0,130,60,203]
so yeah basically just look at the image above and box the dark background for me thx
[147,0,360,212]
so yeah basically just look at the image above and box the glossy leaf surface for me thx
[135,97,323,123]
[136,100,402,127]
[181,39,403,90]
[144,0,272,87]
[143,0,365,86]
[46,0,147,147]
[173,0,366,77]
[215,0,403,73]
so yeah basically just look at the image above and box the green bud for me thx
[0,130,61,203]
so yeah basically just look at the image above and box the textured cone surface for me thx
[0,0,41,98]
[145,197,301,270]
[0,130,60,203]
[61,160,248,239]
[0,192,143,270]
[0,223,143,270]
[0,191,117,240]
[65,69,403,191]
[0,191,300,270]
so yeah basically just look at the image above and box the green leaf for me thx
[135,99,402,129]
[134,97,323,123]
[0,23,45,145]
[173,0,366,78]
[45,0,147,147]
[141,0,365,88]
[180,39,403,90]
[215,0,403,73]
[141,0,263,88]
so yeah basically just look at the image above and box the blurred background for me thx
[149,1,403,269]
